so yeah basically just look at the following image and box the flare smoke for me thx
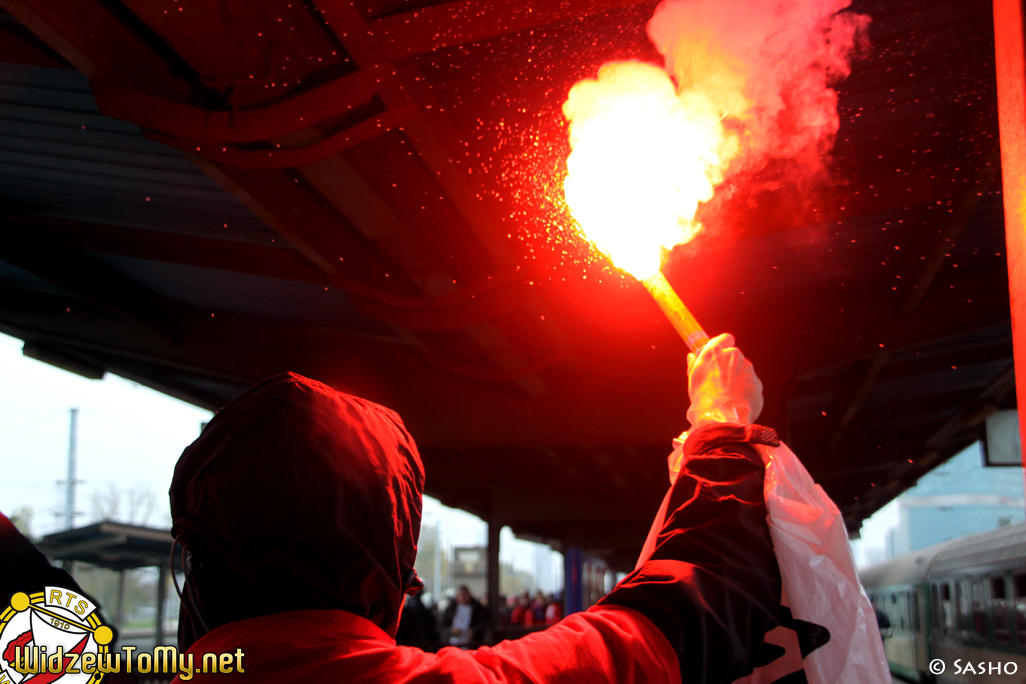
[649,0,870,181]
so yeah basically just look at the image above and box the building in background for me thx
[886,443,1025,559]
[451,546,488,598]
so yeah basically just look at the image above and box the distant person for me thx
[497,594,512,626]
[509,592,531,625]
[442,585,487,648]
[526,591,547,626]
[396,592,440,648]
[165,334,780,682]
[545,592,564,625]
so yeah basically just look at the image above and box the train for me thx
[860,522,1026,683]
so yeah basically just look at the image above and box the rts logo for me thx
[0,587,113,684]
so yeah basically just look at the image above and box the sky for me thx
[0,332,210,534]
[0,331,561,589]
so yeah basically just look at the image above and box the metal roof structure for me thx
[36,521,174,571]
[0,0,1014,568]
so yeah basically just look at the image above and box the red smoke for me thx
[648,0,870,184]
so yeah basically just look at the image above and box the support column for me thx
[64,408,78,530]
[993,0,1026,492]
[433,525,442,600]
[115,569,126,628]
[563,546,583,616]
[486,518,501,637]
[155,565,167,646]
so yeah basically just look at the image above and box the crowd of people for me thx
[395,585,565,650]
[499,589,563,627]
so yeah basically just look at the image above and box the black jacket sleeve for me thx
[0,511,80,608]
[598,423,782,684]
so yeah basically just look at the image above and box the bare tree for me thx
[125,483,156,526]
[10,506,34,538]
[90,482,121,522]
[89,482,157,525]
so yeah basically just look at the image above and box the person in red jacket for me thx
[169,334,780,683]
[545,594,563,625]
[508,593,530,626]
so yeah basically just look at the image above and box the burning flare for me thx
[562,0,869,279]
[562,61,738,280]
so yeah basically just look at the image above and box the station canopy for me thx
[36,521,174,571]
[0,0,1012,569]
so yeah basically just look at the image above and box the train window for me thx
[1014,574,1026,645]
[932,584,942,630]
[958,579,973,639]
[992,576,1011,645]
[940,582,955,635]
[972,580,987,640]
[910,590,919,632]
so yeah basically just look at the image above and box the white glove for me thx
[667,333,764,484]
[686,333,763,430]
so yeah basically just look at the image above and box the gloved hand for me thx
[667,333,764,484]
[686,332,763,430]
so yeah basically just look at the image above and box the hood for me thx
[169,372,423,642]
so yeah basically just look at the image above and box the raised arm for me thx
[449,335,782,684]
[598,333,781,683]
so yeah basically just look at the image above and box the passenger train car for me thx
[861,523,1026,683]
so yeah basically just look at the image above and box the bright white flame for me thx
[562,61,739,280]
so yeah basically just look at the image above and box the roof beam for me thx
[0,0,198,96]
[0,213,540,336]
[782,268,1010,377]
[0,0,96,75]
[822,353,890,456]
[0,10,70,68]
[146,106,415,169]
[22,340,105,379]
[0,284,409,411]
[491,488,659,524]
[0,241,185,339]
[370,0,647,60]
[922,363,1017,450]
[90,65,392,144]
[1,211,326,284]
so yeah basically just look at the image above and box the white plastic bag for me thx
[739,440,890,684]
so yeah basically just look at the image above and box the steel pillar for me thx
[994,0,1026,497]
